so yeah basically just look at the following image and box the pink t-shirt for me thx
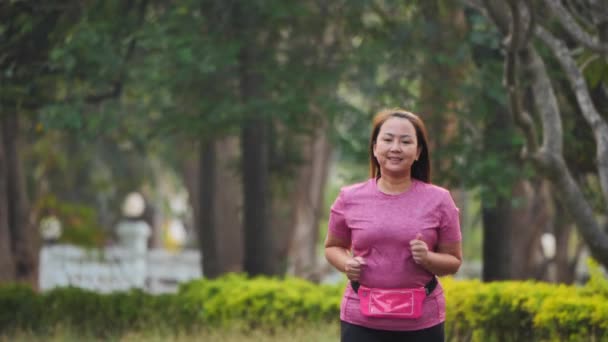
[328,178,461,331]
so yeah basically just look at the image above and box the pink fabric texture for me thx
[328,178,461,331]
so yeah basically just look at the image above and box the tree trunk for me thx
[241,118,274,276]
[235,4,275,276]
[481,102,516,280]
[509,180,552,280]
[482,197,513,281]
[0,122,15,281]
[288,127,332,281]
[2,112,37,285]
[198,140,221,278]
[554,196,577,284]
[213,136,243,273]
[271,181,296,275]
[482,180,553,281]
[184,137,243,277]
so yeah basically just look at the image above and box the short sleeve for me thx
[438,191,461,243]
[327,190,351,242]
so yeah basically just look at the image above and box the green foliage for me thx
[533,259,608,341]
[533,296,608,342]
[454,10,529,206]
[0,275,341,336]
[3,272,608,340]
[580,258,608,298]
[35,195,106,247]
[444,278,562,341]
[0,285,197,337]
[40,287,196,336]
[179,274,343,329]
[578,50,608,89]
[443,272,608,341]
[0,284,42,333]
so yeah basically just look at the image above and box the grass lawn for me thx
[1,323,340,342]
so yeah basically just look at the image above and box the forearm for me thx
[419,251,461,276]
[325,246,351,273]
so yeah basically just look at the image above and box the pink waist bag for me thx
[357,285,426,319]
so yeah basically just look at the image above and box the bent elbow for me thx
[437,259,462,277]
[449,258,462,276]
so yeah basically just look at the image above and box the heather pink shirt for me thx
[328,178,461,331]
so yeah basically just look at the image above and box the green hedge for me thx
[0,274,343,337]
[444,260,608,341]
[1,264,607,340]
[179,273,342,328]
[0,285,198,337]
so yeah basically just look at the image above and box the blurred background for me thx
[1,0,607,294]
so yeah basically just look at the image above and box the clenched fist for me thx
[410,233,429,265]
[344,256,366,281]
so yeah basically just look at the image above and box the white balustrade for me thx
[39,244,202,294]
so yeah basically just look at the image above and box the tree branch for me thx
[478,0,608,271]
[564,0,595,30]
[83,82,123,104]
[520,0,536,47]
[542,0,608,54]
[588,0,608,27]
[504,0,539,154]
[536,25,608,209]
[521,46,562,156]
[66,0,148,105]
[535,152,608,264]
[481,0,511,35]
[522,47,607,260]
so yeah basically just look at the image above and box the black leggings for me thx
[340,321,445,342]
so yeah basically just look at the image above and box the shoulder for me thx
[339,179,375,200]
[415,181,456,205]
[416,181,451,196]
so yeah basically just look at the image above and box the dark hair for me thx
[368,109,431,183]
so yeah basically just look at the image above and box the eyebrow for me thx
[381,133,414,138]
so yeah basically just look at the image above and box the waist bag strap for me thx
[351,276,437,296]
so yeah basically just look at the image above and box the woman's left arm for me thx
[410,238,462,276]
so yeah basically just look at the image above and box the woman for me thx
[325,109,462,342]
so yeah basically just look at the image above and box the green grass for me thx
[0,323,340,342]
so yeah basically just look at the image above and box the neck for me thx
[377,174,413,194]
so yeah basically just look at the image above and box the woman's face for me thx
[373,116,421,178]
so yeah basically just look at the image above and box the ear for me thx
[416,146,422,161]
[372,142,378,158]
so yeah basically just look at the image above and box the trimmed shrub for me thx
[1,266,608,340]
[0,284,42,333]
[0,285,199,337]
[179,273,343,328]
[443,278,579,341]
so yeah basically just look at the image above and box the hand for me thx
[344,256,366,281]
[410,233,429,265]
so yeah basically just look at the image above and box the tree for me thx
[0,127,14,281]
[471,0,608,269]
[129,0,355,277]
[0,0,78,284]
[0,0,155,284]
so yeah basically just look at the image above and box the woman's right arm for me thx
[325,233,365,281]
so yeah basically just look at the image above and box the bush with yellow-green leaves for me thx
[444,260,608,341]
[1,262,607,340]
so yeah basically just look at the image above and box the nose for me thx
[389,140,401,151]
